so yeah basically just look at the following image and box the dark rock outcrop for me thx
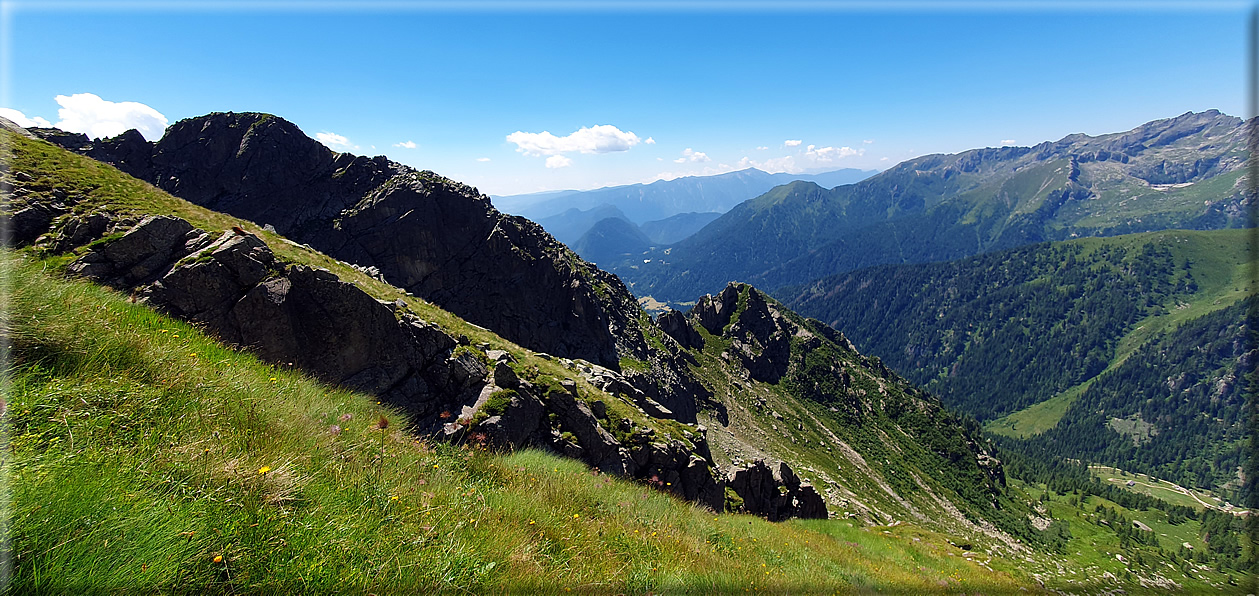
[727,460,828,521]
[656,308,704,350]
[67,215,474,414]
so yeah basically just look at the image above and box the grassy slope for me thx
[985,228,1252,439]
[3,251,1037,594]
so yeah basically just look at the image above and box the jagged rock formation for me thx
[30,113,645,370]
[691,284,794,383]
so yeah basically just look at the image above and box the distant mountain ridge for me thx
[611,110,1250,304]
[495,166,878,225]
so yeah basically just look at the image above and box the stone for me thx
[67,215,198,287]
[3,203,65,247]
[473,384,545,449]
[727,459,828,521]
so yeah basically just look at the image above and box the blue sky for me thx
[1,2,1249,196]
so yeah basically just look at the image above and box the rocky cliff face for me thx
[31,113,645,370]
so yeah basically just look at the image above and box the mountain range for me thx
[493,166,877,225]
[610,110,1249,305]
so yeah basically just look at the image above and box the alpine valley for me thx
[1,108,1253,594]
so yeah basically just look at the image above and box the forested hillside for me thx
[783,230,1248,419]
[780,229,1253,495]
[1004,298,1251,496]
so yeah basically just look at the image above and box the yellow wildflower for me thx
[258,466,271,475]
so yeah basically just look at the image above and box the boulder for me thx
[68,215,201,286]
[727,459,828,521]
[470,384,546,449]
[3,203,65,247]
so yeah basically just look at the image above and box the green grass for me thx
[986,379,1094,439]
[1086,466,1246,514]
[2,249,1039,593]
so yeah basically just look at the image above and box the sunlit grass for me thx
[3,250,1038,593]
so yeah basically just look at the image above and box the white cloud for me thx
[644,136,656,145]
[476,157,491,162]
[863,139,875,144]
[756,146,768,151]
[738,155,800,174]
[673,147,710,163]
[805,144,861,162]
[393,140,417,149]
[783,139,802,147]
[545,155,572,169]
[507,124,642,157]
[0,107,51,128]
[880,157,889,161]
[738,144,863,174]
[316,131,358,150]
[52,93,167,140]
[1000,139,1016,146]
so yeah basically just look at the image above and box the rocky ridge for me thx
[2,139,828,518]
[29,113,644,371]
[7,200,731,510]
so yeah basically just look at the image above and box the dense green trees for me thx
[1008,298,1250,494]
[785,240,1186,421]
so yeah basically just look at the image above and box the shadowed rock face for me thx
[32,112,645,369]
